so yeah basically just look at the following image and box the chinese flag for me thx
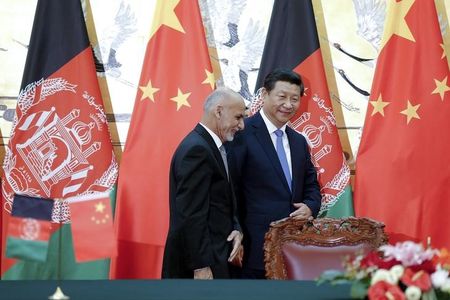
[254,0,354,217]
[1,0,118,279]
[354,0,450,247]
[110,0,214,278]
[69,194,116,262]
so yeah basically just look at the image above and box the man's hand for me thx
[227,230,243,263]
[194,267,213,279]
[289,203,313,220]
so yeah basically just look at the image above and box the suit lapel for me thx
[251,113,291,193]
[194,124,228,179]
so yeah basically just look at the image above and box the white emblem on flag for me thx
[19,110,53,131]
[3,78,118,223]
[62,167,92,196]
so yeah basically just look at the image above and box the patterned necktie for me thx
[274,129,292,190]
[219,145,229,179]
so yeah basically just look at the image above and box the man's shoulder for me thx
[180,130,209,148]
[286,126,309,146]
[245,113,261,125]
[174,129,209,154]
[238,114,260,135]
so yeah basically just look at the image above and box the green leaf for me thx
[422,289,438,300]
[350,281,368,299]
[332,279,353,285]
[316,270,346,285]
[432,289,450,300]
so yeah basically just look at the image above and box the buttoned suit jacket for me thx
[229,112,321,270]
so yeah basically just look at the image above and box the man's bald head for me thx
[201,87,246,142]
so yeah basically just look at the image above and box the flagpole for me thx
[49,199,69,300]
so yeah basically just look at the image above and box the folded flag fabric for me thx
[68,193,117,262]
[1,0,118,279]
[6,195,54,262]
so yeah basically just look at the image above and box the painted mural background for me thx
[0,0,449,184]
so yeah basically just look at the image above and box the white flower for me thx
[390,265,404,282]
[380,241,438,266]
[405,286,421,300]
[371,269,396,285]
[431,267,449,288]
[442,278,450,293]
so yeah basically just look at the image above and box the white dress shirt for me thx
[199,123,223,150]
[259,109,292,177]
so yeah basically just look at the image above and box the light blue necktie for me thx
[274,129,292,191]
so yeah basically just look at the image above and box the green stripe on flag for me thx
[320,185,354,218]
[6,237,48,262]
[2,224,110,279]
[110,185,117,217]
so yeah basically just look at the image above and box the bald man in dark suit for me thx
[162,88,246,279]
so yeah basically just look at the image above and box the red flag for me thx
[1,0,118,279]
[68,194,116,262]
[0,179,2,272]
[111,0,214,278]
[354,0,450,247]
[253,0,354,217]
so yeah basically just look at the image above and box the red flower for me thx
[409,260,435,274]
[361,251,399,269]
[368,281,405,300]
[433,248,450,269]
[401,268,432,291]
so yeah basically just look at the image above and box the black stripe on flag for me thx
[11,194,54,221]
[20,0,89,89]
[255,0,320,91]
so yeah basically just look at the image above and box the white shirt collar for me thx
[260,109,287,134]
[199,123,223,149]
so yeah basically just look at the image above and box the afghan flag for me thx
[354,0,450,247]
[6,195,54,262]
[110,0,215,279]
[1,0,118,279]
[254,0,354,217]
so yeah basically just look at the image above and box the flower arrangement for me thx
[317,241,450,300]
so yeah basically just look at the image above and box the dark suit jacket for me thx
[229,112,321,270]
[162,124,240,278]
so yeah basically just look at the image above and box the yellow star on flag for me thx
[370,94,390,116]
[171,88,191,111]
[139,80,159,102]
[431,76,450,101]
[202,69,215,90]
[441,44,447,60]
[380,0,415,50]
[400,100,420,124]
[150,0,185,39]
[95,201,106,213]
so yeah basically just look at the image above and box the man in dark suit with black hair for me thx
[230,69,321,279]
[162,87,246,279]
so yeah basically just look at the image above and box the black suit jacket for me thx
[162,124,240,278]
[229,112,321,270]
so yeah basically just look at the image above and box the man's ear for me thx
[215,105,223,118]
[261,88,268,101]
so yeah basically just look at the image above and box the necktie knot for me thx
[219,145,226,155]
[274,129,283,137]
